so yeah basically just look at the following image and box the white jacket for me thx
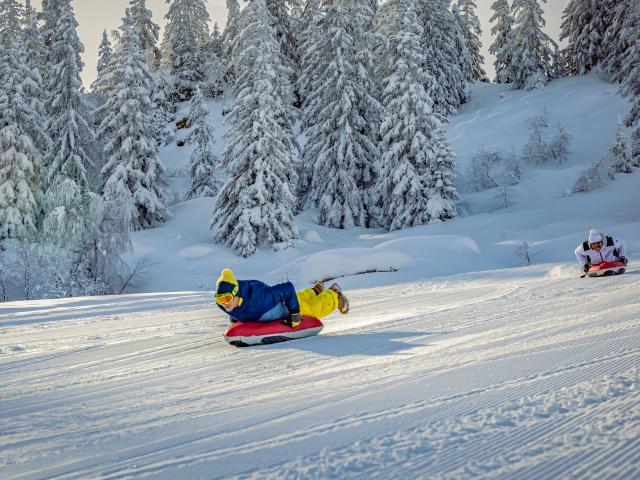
[575,234,627,266]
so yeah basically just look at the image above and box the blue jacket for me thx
[218,280,300,322]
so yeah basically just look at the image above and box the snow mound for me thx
[285,248,412,285]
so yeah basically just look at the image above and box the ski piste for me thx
[223,316,324,347]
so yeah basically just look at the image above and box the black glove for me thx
[583,264,591,273]
[285,312,301,328]
[619,257,628,265]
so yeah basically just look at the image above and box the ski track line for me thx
[3,273,640,478]
[0,334,213,393]
[39,349,639,480]
[233,370,639,480]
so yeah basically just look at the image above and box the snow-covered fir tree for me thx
[265,0,300,67]
[210,22,223,58]
[449,1,474,86]
[91,30,113,92]
[164,0,211,98]
[96,30,113,79]
[23,1,46,75]
[230,0,297,155]
[211,0,298,257]
[600,0,632,81]
[220,0,241,83]
[150,72,176,146]
[618,3,640,165]
[297,0,323,115]
[347,0,382,219]
[427,126,459,222]
[560,0,608,75]
[42,0,99,247]
[551,41,568,79]
[185,86,219,199]
[489,0,514,83]
[377,0,457,230]
[40,0,65,75]
[608,120,634,177]
[16,0,51,155]
[97,16,169,230]
[44,0,94,171]
[129,0,161,71]
[0,0,42,241]
[506,0,555,90]
[455,0,489,82]
[300,0,378,228]
[417,0,470,120]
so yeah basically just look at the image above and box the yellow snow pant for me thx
[296,288,338,319]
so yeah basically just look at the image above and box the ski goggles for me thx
[590,241,603,249]
[215,284,239,305]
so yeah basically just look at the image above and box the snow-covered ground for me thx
[2,266,639,478]
[2,74,639,478]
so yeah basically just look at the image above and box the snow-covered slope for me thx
[2,75,639,478]
[137,73,637,294]
[2,265,639,478]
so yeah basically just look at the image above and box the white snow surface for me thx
[2,74,640,478]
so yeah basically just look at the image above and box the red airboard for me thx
[224,316,324,347]
[587,261,626,277]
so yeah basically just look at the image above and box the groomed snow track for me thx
[1,267,639,479]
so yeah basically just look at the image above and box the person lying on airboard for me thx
[214,269,349,327]
[575,229,628,273]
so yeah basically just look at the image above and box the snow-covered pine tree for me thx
[295,0,324,205]
[265,0,300,67]
[600,0,632,81]
[18,0,51,155]
[297,0,323,117]
[449,1,474,86]
[42,0,100,247]
[129,0,161,71]
[427,127,459,222]
[164,0,211,98]
[150,72,176,146]
[550,41,568,79]
[377,0,438,230]
[618,3,640,166]
[97,16,169,230]
[489,0,514,84]
[185,86,219,199]
[299,0,378,228]
[347,0,381,221]
[92,31,113,92]
[377,0,436,230]
[40,0,64,75]
[45,0,94,172]
[560,0,608,75]
[417,0,470,120]
[0,0,42,241]
[221,0,241,83]
[455,0,489,82]
[211,0,298,257]
[210,22,223,58]
[608,120,634,177]
[230,1,297,156]
[507,0,555,90]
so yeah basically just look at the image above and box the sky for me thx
[73,0,571,88]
